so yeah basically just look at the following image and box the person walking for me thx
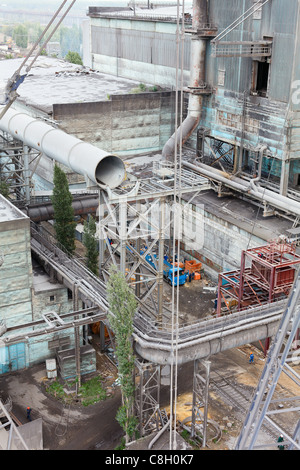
[249,353,254,364]
[26,406,32,422]
[277,435,285,450]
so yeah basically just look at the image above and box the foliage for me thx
[51,164,76,255]
[0,21,82,59]
[65,50,83,65]
[107,265,138,442]
[12,24,28,48]
[130,83,159,94]
[79,376,106,406]
[115,437,126,450]
[83,215,98,275]
[46,380,65,400]
[46,375,106,406]
[0,180,9,198]
[60,24,82,57]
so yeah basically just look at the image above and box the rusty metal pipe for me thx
[162,0,208,160]
[24,195,98,222]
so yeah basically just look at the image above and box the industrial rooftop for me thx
[0,56,153,114]
[0,0,300,453]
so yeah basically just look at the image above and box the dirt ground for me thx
[1,339,298,451]
[1,228,298,451]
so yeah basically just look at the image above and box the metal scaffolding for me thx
[134,359,165,437]
[235,269,300,450]
[217,239,300,317]
[98,160,210,323]
[0,131,39,204]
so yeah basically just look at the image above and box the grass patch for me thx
[45,375,107,406]
[130,83,159,94]
[80,376,107,406]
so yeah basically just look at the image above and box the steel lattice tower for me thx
[235,269,300,450]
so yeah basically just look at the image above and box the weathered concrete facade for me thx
[86,1,300,197]
[179,188,294,281]
[0,196,77,374]
[53,92,176,157]
[86,12,190,88]
[0,196,33,329]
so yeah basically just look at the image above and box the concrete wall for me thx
[0,195,80,373]
[88,16,190,88]
[0,201,33,329]
[53,92,176,157]
[86,3,300,190]
[179,197,265,281]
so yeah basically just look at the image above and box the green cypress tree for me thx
[51,164,76,255]
[83,215,98,275]
[107,265,138,444]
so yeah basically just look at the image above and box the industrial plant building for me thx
[0,0,300,451]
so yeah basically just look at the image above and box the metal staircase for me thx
[235,269,300,450]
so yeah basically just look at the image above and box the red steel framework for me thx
[217,239,300,315]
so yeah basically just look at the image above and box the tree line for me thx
[1,21,82,59]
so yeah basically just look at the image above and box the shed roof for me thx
[0,56,150,114]
[0,194,27,223]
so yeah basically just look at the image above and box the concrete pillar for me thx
[280,159,290,197]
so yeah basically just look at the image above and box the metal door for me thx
[0,343,26,374]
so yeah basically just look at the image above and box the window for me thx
[256,61,269,95]
[252,60,270,97]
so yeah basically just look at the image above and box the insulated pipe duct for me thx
[25,195,99,222]
[0,109,125,189]
[162,0,207,160]
[183,161,300,218]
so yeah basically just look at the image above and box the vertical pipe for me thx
[23,145,30,205]
[238,251,246,310]
[216,274,222,317]
[162,0,208,160]
[191,358,198,438]
[98,190,105,277]
[157,198,165,324]
[73,283,81,392]
[135,200,141,298]
[119,200,127,275]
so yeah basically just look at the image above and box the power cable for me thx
[169,0,185,450]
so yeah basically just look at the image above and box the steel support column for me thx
[191,358,211,447]
[134,359,163,437]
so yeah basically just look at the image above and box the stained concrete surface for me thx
[0,343,299,451]
[0,360,123,450]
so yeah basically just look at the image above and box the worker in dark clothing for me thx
[26,406,32,421]
[277,435,285,450]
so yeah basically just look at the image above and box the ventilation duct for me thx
[0,109,125,190]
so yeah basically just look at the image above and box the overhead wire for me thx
[169,0,185,450]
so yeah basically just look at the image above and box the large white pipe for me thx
[0,108,125,189]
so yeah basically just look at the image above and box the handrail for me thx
[212,0,271,43]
